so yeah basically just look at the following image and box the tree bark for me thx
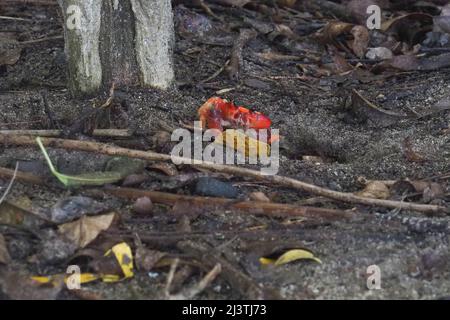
[58,0,175,96]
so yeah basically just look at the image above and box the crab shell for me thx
[198,97,271,130]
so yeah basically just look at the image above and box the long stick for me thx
[0,129,132,138]
[101,186,353,220]
[0,134,447,215]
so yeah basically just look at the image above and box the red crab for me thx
[198,97,278,143]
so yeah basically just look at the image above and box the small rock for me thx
[122,173,149,187]
[366,47,393,60]
[194,177,239,199]
[50,196,108,224]
[133,197,153,215]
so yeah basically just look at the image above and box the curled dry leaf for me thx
[381,13,433,33]
[148,162,178,176]
[135,246,167,272]
[350,26,370,58]
[356,181,390,200]
[260,248,322,266]
[348,89,408,127]
[320,21,354,43]
[58,212,116,248]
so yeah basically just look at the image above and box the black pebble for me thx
[194,177,239,199]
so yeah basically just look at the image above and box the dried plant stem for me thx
[0,134,447,215]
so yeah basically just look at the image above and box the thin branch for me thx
[167,263,222,300]
[103,186,353,220]
[0,135,447,215]
[0,166,46,186]
[0,129,132,138]
[0,162,18,206]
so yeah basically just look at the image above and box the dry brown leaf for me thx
[356,181,390,199]
[135,246,167,272]
[58,212,116,248]
[321,21,354,43]
[381,13,433,33]
[0,233,11,264]
[350,26,369,59]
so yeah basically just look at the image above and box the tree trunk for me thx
[58,0,175,96]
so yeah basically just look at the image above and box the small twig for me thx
[165,258,179,298]
[0,129,132,138]
[19,35,63,46]
[226,29,258,81]
[167,263,222,300]
[0,166,45,186]
[0,135,447,215]
[195,0,223,21]
[0,162,18,206]
[200,59,230,83]
[103,186,353,220]
[3,0,58,5]
[0,16,32,22]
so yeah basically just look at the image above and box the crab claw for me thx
[198,97,230,129]
[248,112,271,129]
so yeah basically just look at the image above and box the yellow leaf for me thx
[260,249,322,266]
[31,276,52,284]
[214,129,270,157]
[259,257,276,265]
[104,242,134,281]
[78,273,99,284]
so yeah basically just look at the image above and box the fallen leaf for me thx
[0,197,49,228]
[0,270,63,300]
[260,248,322,266]
[351,26,370,58]
[37,137,125,187]
[381,13,433,33]
[356,181,390,199]
[214,129,271,158]
[347,89,409,127]
[320,21,353,43]
[148,162,178,176]
[58,212,116,248]
[135,247,167,272]
[103,242,134,281]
